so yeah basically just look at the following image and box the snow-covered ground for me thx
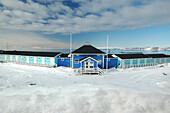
[0,63,170,113]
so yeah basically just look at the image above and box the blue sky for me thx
[0,0,170,49]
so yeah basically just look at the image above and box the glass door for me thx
[84,61,94,70]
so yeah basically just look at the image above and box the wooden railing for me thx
[78,67,104,75]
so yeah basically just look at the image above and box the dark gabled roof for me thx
[146,54,170,58]
[72,45,105,54]
[79,56,98,61]
[115,53,150,59]
[59,53,70,58]
[0,50,61,57]
[105,54,115,58]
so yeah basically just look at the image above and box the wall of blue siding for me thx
[58,58,71,67]
[140,58,145,66]
[73,55,104,68]
[12,55,16,62]
[44,57,51,65]
[146,58,151,66]
[104,58,118,68]
[117,58,122,68]
[132,59,138,66]
[36,57,42,64]
[22,56,27,63]
[29,56,34,64]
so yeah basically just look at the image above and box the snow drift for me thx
[0,63,170,113]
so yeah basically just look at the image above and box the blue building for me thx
[114,53,170,69]
[1,45,170,74]
[58,53,71,67]
[0,50,61,67]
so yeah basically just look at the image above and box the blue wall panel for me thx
[12,55,16,61]
[104,58,118,68]
[58,58,71,67]
[22,56,27,63]
[29,56,34,64]
[36,57,42,64]
[44,57,51,65]
[73,55,104,68]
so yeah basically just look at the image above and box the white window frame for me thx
[75,59,79,64]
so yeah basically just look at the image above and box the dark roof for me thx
[146,54,170,58]
[115,53,150,59]
[0,50,61,57]
[0,50,3,53]
[105,54,115,58]
[79,56,98,61]
[59,53,69,58]
[72,45,105,54]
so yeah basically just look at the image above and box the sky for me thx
[0,0,170,50]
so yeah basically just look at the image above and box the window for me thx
[61,58,64,61]
[90,66,93,68]
[75,60,79,64]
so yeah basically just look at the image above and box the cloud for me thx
[0,30,69,49]
[0,0,170,34]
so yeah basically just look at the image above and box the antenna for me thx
[70,33,72,68]
[106,34,109,73]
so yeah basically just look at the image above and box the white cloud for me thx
[0,0,170,34]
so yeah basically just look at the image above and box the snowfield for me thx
[0,63,170,113]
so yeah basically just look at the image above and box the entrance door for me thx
[84,61,94,70]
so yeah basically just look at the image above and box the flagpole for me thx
[70,33,72,68]
[106,34,109,73]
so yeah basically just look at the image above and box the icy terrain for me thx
[0,63,170,113]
